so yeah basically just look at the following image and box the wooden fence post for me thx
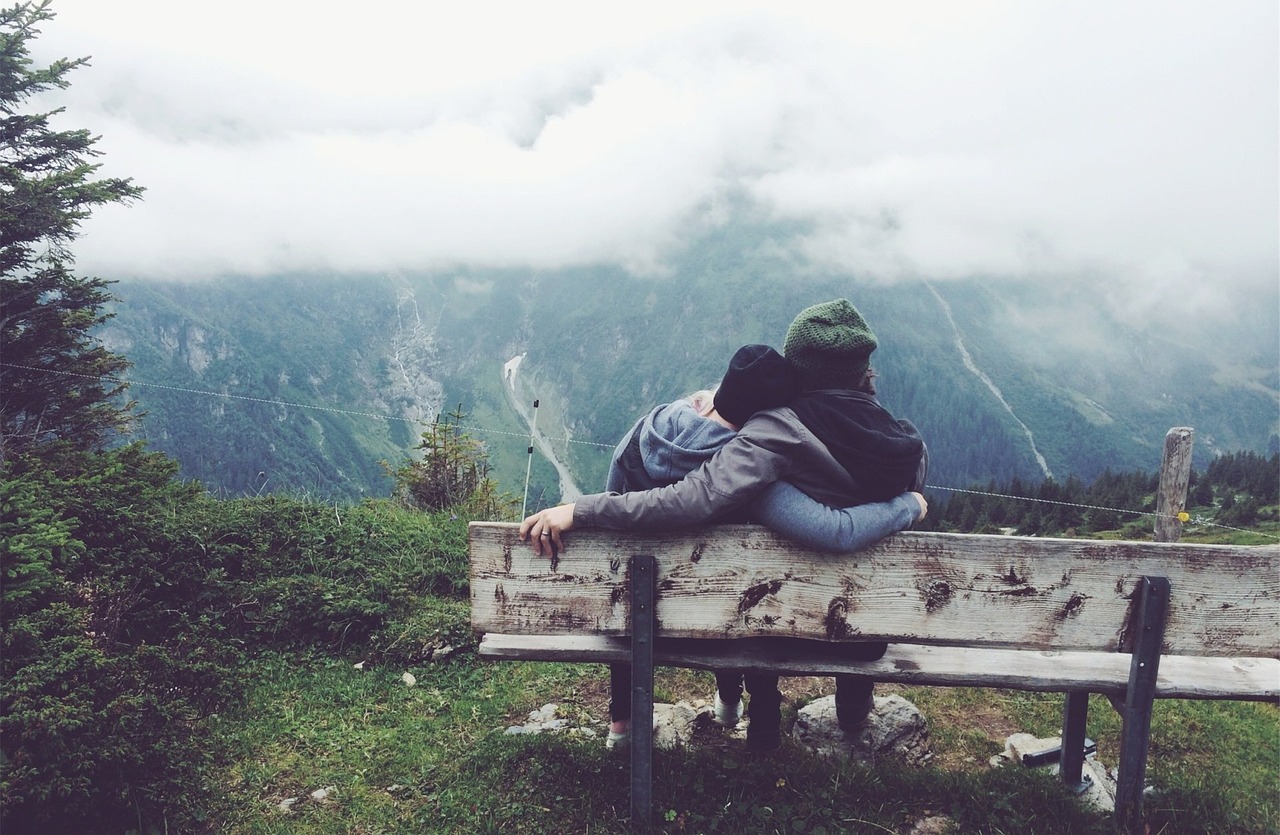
[1154,427,1194,543]
[1113,427,1191,830]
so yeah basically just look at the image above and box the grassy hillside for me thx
[6,440,1275,832]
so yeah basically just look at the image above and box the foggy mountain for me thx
[98,230,1279,506]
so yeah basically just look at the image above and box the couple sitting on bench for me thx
[519,298,929,751]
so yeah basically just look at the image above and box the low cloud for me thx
[31,0,1278,319]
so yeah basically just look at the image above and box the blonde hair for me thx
[685,388,717,417]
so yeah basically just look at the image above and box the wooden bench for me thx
[470,521,1279,830]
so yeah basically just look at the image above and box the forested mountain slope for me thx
[99,235,1279,504]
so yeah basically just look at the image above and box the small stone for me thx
[1004,732,1060,765]
[311,786,336,802]
[496,701,715,747]
[402,672,416,687]
[909,814,954,835]
[277,797,300,813]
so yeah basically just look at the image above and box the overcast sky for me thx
[29,0,1279,317]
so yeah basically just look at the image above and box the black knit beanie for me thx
[712,344,799,427]
[783,299,878,390]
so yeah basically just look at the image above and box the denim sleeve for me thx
[748,481,918,553]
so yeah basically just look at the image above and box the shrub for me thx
[388,405,518,521]
[1,446,235,833]
[2,604,228,833]
[2,431,484,831]
[187,496,469,653]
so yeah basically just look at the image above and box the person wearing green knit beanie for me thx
[783,298,879,391]
[521,296,928,750]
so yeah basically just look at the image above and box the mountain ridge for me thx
[98,256,1278,504]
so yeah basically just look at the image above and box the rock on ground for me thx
[908,814,955,835]
[504,701,715,749]
[502,695,935,764]
[652,701,709,749]
[504,703,597,738]
[791,694,930,765]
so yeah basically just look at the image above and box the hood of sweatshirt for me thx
[606,401,736,493]
[638,401,736,486]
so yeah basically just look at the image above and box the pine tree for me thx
[0,1,143,460]
[1190,472,1214,508]
[389,405,518,520]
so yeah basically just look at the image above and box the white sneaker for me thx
[606,723,631,750]
[714,693,744,728]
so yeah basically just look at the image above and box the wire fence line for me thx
[927,485,1172,520]
[1,362,617,447]
[926,485,1273,539]
[4,362,1275,539]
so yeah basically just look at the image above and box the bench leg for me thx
[1059,690,1091,792]
[1115,576,1171,832]
[630,554,656,830]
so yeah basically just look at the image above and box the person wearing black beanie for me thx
[712,344,800,428]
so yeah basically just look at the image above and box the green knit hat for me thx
[783,299,878,390]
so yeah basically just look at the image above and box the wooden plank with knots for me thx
[469,522,1280,657]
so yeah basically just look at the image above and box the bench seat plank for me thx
[478,633,1280,701]
[470,523,1280,657]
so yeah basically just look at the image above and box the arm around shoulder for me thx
[749,483,922,553]
[572,420,797,530]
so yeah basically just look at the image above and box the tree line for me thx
[922,450,1279,537]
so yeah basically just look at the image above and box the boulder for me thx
[791,694,930,765]
[652,701,709,749]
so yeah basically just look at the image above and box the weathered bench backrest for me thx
[469,523,1280,658]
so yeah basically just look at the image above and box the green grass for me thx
[190,498,1279,833]
[210,651,1279,834]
